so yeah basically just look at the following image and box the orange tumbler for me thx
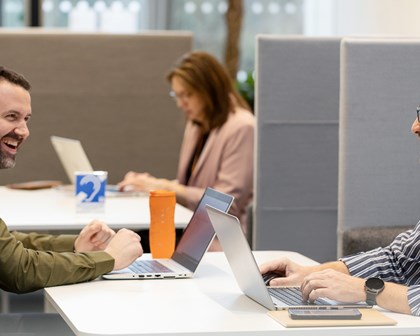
[149,190,176,258]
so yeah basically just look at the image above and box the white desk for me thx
[45,251,420,336]
[0,186,193,313]
[0,186,193,231]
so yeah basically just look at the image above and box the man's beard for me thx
[0,151,16,169]
[0,131,21,169]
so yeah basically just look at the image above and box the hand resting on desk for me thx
[105,229,143,270]
[74,220,143,271]
[74,220,116,252]
[118,171,156,192]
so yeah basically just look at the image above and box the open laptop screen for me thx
[172,188,233,272]
[51,136,93,184]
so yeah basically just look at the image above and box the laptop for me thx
[50,135,138,196]
[50,136,94,184]
[102,187,234,280]
[205,205,371,310]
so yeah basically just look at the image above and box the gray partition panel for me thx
[0,31,192,184]
[338,38,420,257]
[255,36,341,262]
[259,123,338,208]
[258,210,337,259]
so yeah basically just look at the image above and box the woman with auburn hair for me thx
[118,51,254,250]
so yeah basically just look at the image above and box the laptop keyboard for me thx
[268,287,330,306]
[128,260,173,274]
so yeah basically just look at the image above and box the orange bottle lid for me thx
[149,190,176,197]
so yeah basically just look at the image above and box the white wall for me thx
[304,0,420,36]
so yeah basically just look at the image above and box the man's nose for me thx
[15,123,30,138]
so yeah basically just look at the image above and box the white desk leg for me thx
[43,290,57,313]
[1,289,10,313]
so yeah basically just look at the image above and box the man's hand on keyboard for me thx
[259,257,311,287]
[300,269,365,303]
[105,229,143,270]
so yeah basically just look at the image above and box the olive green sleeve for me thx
[11,230,77,252]
[0,218,114,293]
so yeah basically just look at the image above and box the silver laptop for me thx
[206,205,371,310]
[51,136,92,184]
[51,135,139,196]
[103,188,234,280]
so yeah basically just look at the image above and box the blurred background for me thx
[3,0,420,111]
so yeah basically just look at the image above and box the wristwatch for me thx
[364,277,385,305]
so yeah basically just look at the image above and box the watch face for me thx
[366,277,385,290]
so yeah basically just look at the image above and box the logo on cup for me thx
[75,171,107,208]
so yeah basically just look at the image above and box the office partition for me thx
[255,36,341,262]
[0,30,192,185]
[337,38,420,257]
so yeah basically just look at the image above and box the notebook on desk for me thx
[268,309,396,328]
[50,136,140,196]
[103,188,234,280]
[205,205,372,311]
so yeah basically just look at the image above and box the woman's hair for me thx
[166,51,250,129]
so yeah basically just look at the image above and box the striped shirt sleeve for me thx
[340,220,420,316]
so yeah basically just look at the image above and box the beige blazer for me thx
[177,107,255,225]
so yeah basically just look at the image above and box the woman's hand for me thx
[118,171,164,192]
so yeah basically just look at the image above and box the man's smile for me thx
[1,136,22,156]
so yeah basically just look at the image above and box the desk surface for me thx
[0,186,193,231]
[45,251,420,336]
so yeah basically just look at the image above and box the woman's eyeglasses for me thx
[169,91,191,103]
[417,105,420,122]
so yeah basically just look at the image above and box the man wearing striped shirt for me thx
[259,117,420,316]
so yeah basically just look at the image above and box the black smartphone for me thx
[288,309,362,320]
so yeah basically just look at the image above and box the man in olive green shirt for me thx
[0,66,144,295]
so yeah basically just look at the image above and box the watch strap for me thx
[365,291,378,305]
[365,278,385,305]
